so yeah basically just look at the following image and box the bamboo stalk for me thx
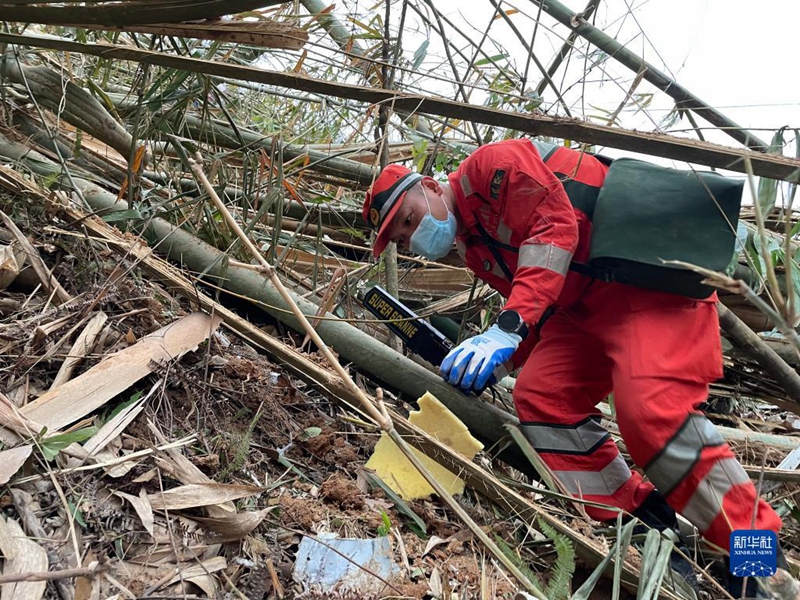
[526,0,769,150]
[2,33,799,183]
[0,0,290,26]
[534,0,601,97]
[187,155,547,598]
[718,304,800,404]
[744,156,787,317]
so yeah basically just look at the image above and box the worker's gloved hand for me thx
[440,325,521,394]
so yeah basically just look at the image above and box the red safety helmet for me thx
[362,164,423,257]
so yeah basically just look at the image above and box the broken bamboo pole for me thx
[526,0,769,150]
[0,0,291,26]
[1,33,798,182]
[718,304,800,404]
[181,115,375,186]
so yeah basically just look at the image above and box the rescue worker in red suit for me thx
[363,138,787,597]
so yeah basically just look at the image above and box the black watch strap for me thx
[496,309,529,340]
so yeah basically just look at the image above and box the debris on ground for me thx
[293,534,401,596]
[0,6,799,598]
[366,391,483,500]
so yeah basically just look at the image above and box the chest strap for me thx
[473,218,516,281]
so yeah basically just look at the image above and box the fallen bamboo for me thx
[1,32,799,182]
[2,145,799,453]
[182,115,375,186]
[0,165,714,599]
[527,0,769,150]
[0,0,291,26]
[80,19,308,51]
[187,155,548,598]
[718,304,800,406]
[0,58,134,158]
[0,210,72,305]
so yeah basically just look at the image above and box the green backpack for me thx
[580,157,744,299]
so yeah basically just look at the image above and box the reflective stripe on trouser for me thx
[656,433,778,551]
[644,413,725,496]
[513,281,782,550]
[643,413,769,547]
[521,418,642,520]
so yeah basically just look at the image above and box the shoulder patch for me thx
[460,174,473,197]
[490,169,506,200]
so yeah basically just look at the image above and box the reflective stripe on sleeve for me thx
[530,139,559,161]
[496,221,513,245]
[521,418,610,455]
[681,458,751,532]
[552,454,631,496]
[455,240,467,261]
[645,414,725,496]
[518,243,573,275]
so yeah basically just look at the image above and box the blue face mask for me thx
[409,189,457,260]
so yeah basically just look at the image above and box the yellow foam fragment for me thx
[365,392,484,500]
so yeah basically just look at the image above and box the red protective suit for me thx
[448,139,781,551]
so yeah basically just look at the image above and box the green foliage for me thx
[363,471,427,538]
[474,53,510,67]
[300,426,322,441]
[742,223,800,312]
[636,529,675,600]
[376,510,392,537]
[757,127,787,217]
[411,138,429,172]
[40,426,98,461]
[412,39,430,70]
[493,534,541,588]
[105,391,143,423]
[538,518,576,600]
[68,500,87,528]
[573,519,635,600]
[101,208,143,223]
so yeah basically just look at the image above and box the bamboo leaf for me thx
[40,426,99,461]
[101,209,143,223]
[637,530,674,600]
[364,471,427,537]
[412,39,430,70]
[474,53,510,67]
[573,520,635,600]
[757,127,786,217]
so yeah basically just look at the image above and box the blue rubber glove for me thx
[440,325,521,394]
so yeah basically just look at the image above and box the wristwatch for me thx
[496,309,529,340]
